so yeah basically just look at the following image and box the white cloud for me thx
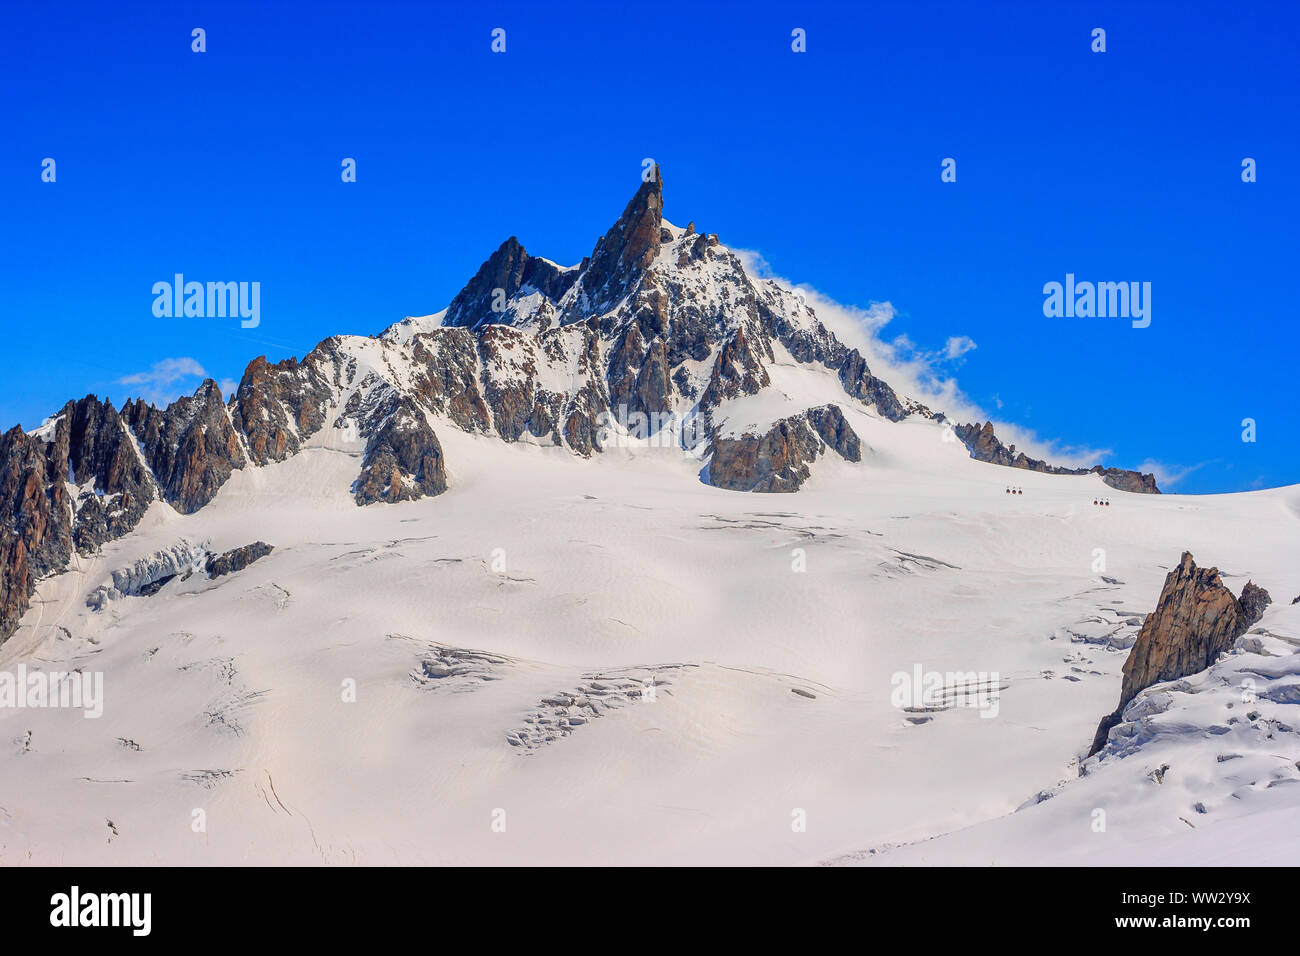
[117,357,206,388]
[219,378,240,399]
[116,357,209,407]
[1135,459,1207,490]
[733,248,1114,469]
[942,335,977,362]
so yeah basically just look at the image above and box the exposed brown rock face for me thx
[563,167,665,320]
[408,328,493,433]
[206,541,274,578]
[1096,468,1160,494]
[0,427,69,645]
[0,395,164,648]
[707,404,863,493]
[4,378,289,646]
[229,355,333,465]
[563,380,608,457]
[700,326,771,410]
[1088,552,1261,756]
[1118,554,1249,705]
[633,337,672,420]
[124,380,246,515]
[353,394,447,506]
[477,325,540,442]
[954,421,1159,494]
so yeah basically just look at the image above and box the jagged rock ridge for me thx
[1087,552,1272,755]
[0,168,1159,647]
[954,421,1159,494]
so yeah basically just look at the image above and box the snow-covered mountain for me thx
[0,167,1157,647]
[1,168,1294,866]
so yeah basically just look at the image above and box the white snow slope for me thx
[3,371,1297,867]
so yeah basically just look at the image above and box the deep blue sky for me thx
[2,0,1296,493]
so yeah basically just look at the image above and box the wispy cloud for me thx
[941,335,977,362]
[1136,459,1208,490]
[733,249,1118,469]
[116,357,210,406]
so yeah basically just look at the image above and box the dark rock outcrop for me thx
[477,325,540,442]
[1092,467,1160,495]
[563,379,608,457]
[1,396,161,647]
[206,541,274,578]
[353,395,447,505]
[955,421,1159,494]
[838,349,908,422]
[124,380,246,514]
[806,405,863,462]
[707,404,862,493]
[1238,581,1272,626]
[699,326,770,411]
[229,355,333,465]
[0,426,69,645]
[442,237,579,331]
[408,328,493,433]
[55,396,156,551]
[1088,552,1259,756]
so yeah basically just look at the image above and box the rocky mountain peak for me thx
[561,168,662,308]
[0,167,1171,651]
[439,169,666,333]
[442,235,579,331]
